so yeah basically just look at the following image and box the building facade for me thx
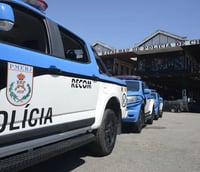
[93,42,137,75]
[93,30,200,111]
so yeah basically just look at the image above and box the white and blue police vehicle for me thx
[151,90,163,119]
[116,75,153,133]
[0,0,127,171]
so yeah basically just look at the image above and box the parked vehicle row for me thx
[116,75,164,133]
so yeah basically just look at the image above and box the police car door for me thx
[0,3,98,144]
[55,25,99,127]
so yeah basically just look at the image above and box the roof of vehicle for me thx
[148,88,156,91]
[115,75,141,80]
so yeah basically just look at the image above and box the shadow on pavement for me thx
[21,147,89,172]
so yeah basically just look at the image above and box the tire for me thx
[153,108,159,120]
[90,109,117,156]
[159,111,163,118]
[154,114,159,120]
[133,109,143,133]
[171,108,175,113]
[147,112,154,124]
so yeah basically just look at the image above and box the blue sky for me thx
[46,0,200,49]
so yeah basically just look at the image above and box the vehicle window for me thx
[126,81,139,91]
[92,47,111,75]
[0,5,48,53]
[58,26,88,63]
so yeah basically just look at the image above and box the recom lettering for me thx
[71,78,92,89]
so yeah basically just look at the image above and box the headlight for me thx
[122,93,127,107]
[127,95,143,104]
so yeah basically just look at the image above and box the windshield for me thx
[126,81,139,91]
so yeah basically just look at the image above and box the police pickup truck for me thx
[116,75,153,133]
[0,0,127,171]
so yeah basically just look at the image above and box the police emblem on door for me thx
[7,62,33,106]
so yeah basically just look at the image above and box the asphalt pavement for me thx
[22,112,200,172]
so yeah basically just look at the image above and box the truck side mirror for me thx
[0,3,15,31]
[144,88,151,94]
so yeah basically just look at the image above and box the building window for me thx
[137,52,185,73]
[114,63,119,75]
[120,65,124,74]
[126,67,129,74]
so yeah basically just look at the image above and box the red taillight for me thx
[23,0,48,11]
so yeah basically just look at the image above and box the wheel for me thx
[90,109,117,156]
[171,108,175,113]
[154,113,159,120]
[152,106,158,120]
[133,109,143,133]
[147,112,154,124]
[153,108,159,120]
[159,111,163,118]
[177,108,181,113]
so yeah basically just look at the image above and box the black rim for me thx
[105,119,115,148]
[139,112,142,129]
